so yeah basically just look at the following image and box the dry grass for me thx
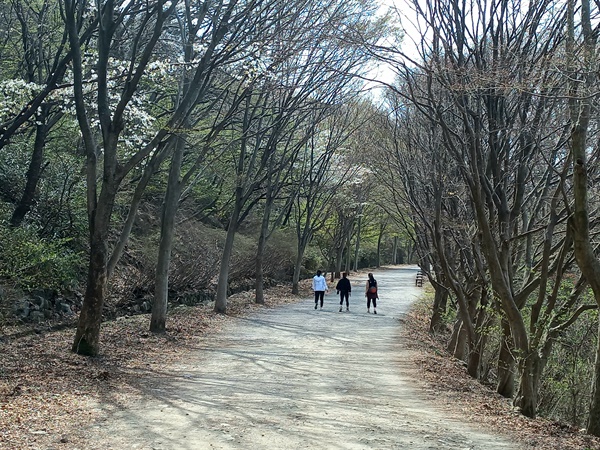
[2,275,599,449]
[400,287,600,450]
[0,280,313,449]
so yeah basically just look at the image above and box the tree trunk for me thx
[344,234,351,273]
[588,320,600,434]
[466,308,488,380]
[335,244,343,278]
[255,243,266,304]
[353,215,362,271]
[514,355,538,418]
[497,318,516,398]
[292,253,302,295]
[475,194,534,415]
[292,235,309,295]
[429,283,448,333]
[215,207,240,313]
[475,317,492,380]
[10,119,49,227]
[150,137,184,333]
[447,317,461,355]
[405,242,413,263]
[107,145,170,277]
[376,230,383,267]
[455,323,469,362]
[255,199,272,304]
[566,0,600,434]
[467,290,490,379]
[467,345,481,379]
[72,233,109,356]
[71,131,119,356]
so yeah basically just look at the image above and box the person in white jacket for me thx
[312,270,329,310]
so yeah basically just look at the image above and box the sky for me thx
[366,0,422,96]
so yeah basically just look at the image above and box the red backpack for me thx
[368,280,377,293]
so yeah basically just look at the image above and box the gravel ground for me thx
[5,266,597,449]
[84,266,522,450]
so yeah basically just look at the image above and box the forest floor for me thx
[0,266,599,449]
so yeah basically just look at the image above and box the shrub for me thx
[263,230,297,279]
[111,221,224,300]
[538,308,597,427]
[302,246,326,274]
[0,222,84,291]
[356,241,379,268]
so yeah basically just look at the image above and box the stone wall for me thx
[7,289,82,323]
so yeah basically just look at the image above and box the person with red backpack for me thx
[365,273,378,314]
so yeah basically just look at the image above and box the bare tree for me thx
[290,108,361,294]
[566,0,600,436]
[64,0,264,354]
[149,0,280,332]
[212,0,387,312]
[375,0,597,419]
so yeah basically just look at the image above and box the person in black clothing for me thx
[336,272,352,312]
[365,273,378,314]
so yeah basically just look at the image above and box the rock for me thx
[29,311,45,322]
[31,288,55,297]
[60,303,73,315]
[54,296,65,309]
[13,299,30,318]
[73,291,84,306]
[31,295,50,310]
[29,430,47,435]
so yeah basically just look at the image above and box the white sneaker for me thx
[346,307,349,312]
[320,306,323,310]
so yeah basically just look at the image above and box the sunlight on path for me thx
[87,266,522,450]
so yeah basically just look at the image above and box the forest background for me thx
[3,0,600,442]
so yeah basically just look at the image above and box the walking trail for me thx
[87,266,522,449]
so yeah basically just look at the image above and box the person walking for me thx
[312,270,328,310]
[365,273,378,314]
[336,272,352,312]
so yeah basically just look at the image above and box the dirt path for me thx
[86,266,522,449]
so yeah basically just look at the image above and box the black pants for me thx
[367,296,377,309]
[339,291,349,307]
[314,291,325,306]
